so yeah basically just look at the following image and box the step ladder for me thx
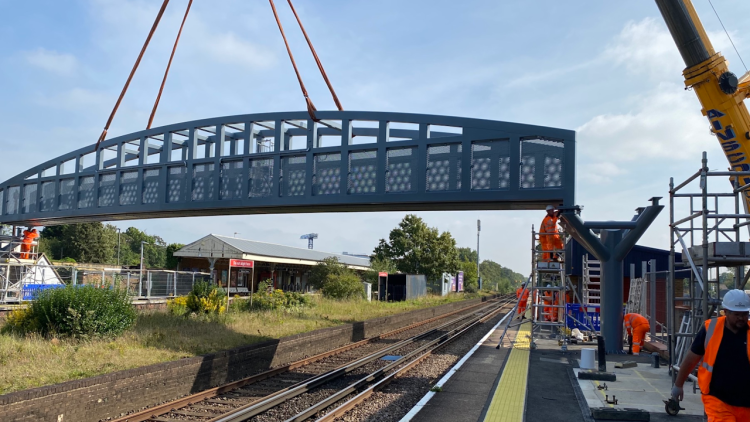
[529,224,569,350]
[582,255,600,305]
[626,277,645,315]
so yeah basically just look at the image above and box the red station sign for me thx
[378,272,388,277]
[229,259,254,268]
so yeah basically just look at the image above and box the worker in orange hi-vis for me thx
[672,290,750,421]
[516,285,529,319]
[540,205,564,262]
[624,313,650,356]
[20,227,39,260]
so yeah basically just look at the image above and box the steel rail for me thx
[113,298,499,422]
[208,299,509,422]
[313,299,514,422]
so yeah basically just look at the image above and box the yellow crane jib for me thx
[656,0,750,203]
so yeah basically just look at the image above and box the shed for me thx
[379,274,426,301]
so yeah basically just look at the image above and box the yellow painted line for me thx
[593,380,614,408]
[634,369,668,400]
[483,322,531,422]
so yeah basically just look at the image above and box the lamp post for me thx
[140,241,147,296]
[117,228,121,267]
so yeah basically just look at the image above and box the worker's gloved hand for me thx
[671,385,684,401]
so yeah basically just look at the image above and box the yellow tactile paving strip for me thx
[483,322,531,422]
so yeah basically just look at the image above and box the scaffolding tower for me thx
[669,151,750,367]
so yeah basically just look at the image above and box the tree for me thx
[479,259,525,293]
[459,260,478,292]
[373,214,459,282]
[719,268,735,290]
[456,247,478,264]
[165,243,185,270]
[309,257,349,290]
[362,256,398,285]
[40,223,118,264]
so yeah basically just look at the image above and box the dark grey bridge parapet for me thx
[0,111,575,226]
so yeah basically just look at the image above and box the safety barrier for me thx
[565,303,600,331]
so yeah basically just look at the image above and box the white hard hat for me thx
[546,205,555,211]
[722,289,750,312]
[546,283,552,287]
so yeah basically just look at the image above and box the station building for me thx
[174,234,370,293]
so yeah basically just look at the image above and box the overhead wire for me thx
[706,0,748,72]
[286,0,343,111]
[95,0,171,151]
[147,0,193,130]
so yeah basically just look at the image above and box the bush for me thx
[242,280,312,311]
[321,273,365,300]
[168,281,226,317]
[2,285,136,338]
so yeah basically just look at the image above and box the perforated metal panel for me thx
[520,137,564,189]
[59,179,75,210]
[98,173,116,207]
[281,155,306,197]
[249,158,273,198]
[192,163,215,202]
[220,160,243,200]
[313,153,341,196]
[142,169,160,204]
[78,177,94,209]
[167,166,187,203]
[471,140,510,191]
[349,150,377,194]
[426,144,462,192]
[40,181,55,212]
[119,171,139,206]
[386,147,417,193]
[6,186,19,215]
[22,184,37,214]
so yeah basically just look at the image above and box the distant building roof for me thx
[174,234,371,270]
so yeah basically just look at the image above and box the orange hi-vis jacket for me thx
[540,215,559,235]
[624,313,649,335]
[698,316,750,395]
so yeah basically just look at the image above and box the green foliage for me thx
[362,256,398,284]
[241,280,312,311]
[185,281,226,315]
[479,260,525,293]
[459,260,478,293]
[321,272,365,300]
[2,285,136,338]
[373,214,459,282]
[165,243,185,269]
[309,257,349,290]
[719,269,735,289]
[456,247,478,264]
[40,224,175,268]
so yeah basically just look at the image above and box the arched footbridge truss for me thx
[0,111,575,226]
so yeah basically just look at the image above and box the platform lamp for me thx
[477,220,481,290]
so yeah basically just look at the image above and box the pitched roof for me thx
[178,234,371,268]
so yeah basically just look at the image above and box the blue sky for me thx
[2,1,750,275]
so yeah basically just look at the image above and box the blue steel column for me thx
[600,229,624,351]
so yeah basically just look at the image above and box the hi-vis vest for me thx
[541,216,558,235]
[697,316,750,394]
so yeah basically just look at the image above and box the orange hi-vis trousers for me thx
[702,394,750,422]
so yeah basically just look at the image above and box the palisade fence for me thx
[0,263,212,303]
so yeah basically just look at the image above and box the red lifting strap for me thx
[286,0,343,111]
[269,0,318,121]
[148,0,193,130]
[95,0,170,151]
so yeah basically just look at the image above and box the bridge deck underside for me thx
[0,111,575,226]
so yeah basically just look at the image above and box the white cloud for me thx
[24,48,78,75]
[193,31,275,70]
[577,82,709,161]
[34,87,109,111]
[602,18,682,80]
[579,162,626,185]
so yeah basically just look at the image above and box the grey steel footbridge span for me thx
[0,111,575,226]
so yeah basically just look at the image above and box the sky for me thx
[2,0,750,276]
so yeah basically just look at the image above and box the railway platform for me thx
[404,320,706,422]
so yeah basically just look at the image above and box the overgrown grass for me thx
[0,293,471,394]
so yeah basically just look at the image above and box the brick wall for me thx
[0,298,486,422]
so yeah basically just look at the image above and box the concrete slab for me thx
[574,363,703,416]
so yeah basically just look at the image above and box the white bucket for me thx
[581,348,596,370]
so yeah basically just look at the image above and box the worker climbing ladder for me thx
[529,224,569,349]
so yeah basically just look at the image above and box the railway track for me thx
[113,296,514,422]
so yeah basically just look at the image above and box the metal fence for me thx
[0,262,211,303]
